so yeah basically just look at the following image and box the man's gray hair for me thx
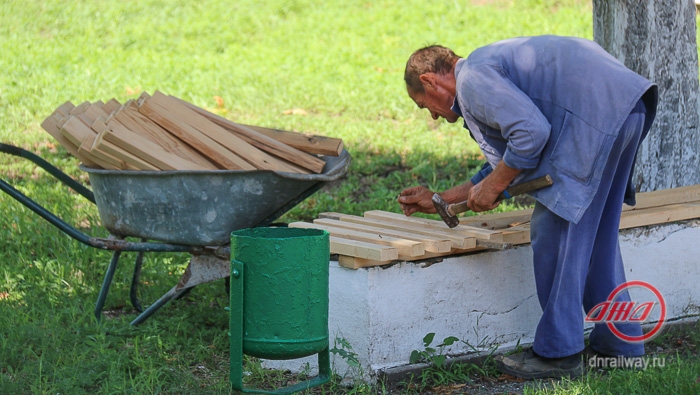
[404,45,461,94]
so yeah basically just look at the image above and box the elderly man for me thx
[398,36,657,379]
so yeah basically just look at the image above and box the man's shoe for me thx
[495,348,583,380]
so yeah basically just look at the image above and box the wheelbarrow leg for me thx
[130,254,230,326]
[130,286,189,326]
[129,249,146,313]
[94,250,122,322]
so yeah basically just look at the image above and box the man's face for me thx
[408,73,459,123]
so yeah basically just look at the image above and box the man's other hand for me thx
[398,186,437,216]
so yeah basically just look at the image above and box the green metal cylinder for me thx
[230,227,329,360]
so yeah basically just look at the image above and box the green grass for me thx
[1,0,699,393]
[524,321,700,395]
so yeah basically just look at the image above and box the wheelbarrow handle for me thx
[0,143,95,202]
[0,143,198,253]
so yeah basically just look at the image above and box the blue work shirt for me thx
[453,35,657,223]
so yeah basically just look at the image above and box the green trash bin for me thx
[229,227,331,394]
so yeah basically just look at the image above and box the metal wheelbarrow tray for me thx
[0,143,350,325]
[83,151,350,246]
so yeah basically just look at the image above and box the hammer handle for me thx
[447,175,553,216]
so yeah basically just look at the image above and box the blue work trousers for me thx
[530,102,647,358]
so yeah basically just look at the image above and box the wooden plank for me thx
[59,116,106,168]
[337,247,482,269]
[330,236,399,261]
[41,102,102,168]
[624,185,700,211]
[78,125,142,171]
[498,224,531,244]
[620,202,700,229]
[113,102,218,169]
[313,219,426,259]
[330,213,476,249]
[90,119,160,171]
[77,133,123,170]
[150,92,301,172]
[54,101,75,117]
[169,94,325,173]
[103,98,122,115]
[138,95,255,170]
[175,96,343,156]
[459,208,535,230]
[311,218,452,253]
[323,185,700,269]
[215,121,323,174]
[289,221,435,256]
[363,210,502,241]
[77,103,109,126]
[337,255,393,269]
[243,124,344,156]
[69,101,90,116]
[104,119,211,171]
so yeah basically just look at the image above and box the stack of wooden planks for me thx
[40,91,343,173]
[290,184,700,269]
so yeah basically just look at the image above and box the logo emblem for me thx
[585,280,666,342]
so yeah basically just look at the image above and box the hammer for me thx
[432,175,553,228]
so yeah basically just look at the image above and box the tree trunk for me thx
[593,0,700,191]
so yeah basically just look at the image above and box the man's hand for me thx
[467,161,523,212]
[398,186,437,216]
[466,181,501,212]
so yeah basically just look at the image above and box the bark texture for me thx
[593,0,700,191]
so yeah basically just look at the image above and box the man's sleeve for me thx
[469,162,493,185]
[462,64,551,170]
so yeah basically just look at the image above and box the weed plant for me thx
[1,0,699,394]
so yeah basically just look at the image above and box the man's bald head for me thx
[404,45,461,94]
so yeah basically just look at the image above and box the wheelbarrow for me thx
[0,142,350,325]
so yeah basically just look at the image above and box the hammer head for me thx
[432,193,459,228]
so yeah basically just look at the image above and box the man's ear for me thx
[419,73,438,92]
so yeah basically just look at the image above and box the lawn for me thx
[1,0,698,394]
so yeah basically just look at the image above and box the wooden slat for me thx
[289,221,434,256]
[330,236,399,261]
[459,208,535,230]
[215,121,322,174]
[312,218,453,252]
[169,95,326,173]
[362,210,501,241]
[59,116,106,167]
[337,247,482,269]
[322,185,700,269]
[112,102,218,169]
[497,224,531,244]
[69,101,90,116]
[329,213,476,250]
[313,219,426,259]
[243,124,344,157]
[104,119,210,171]
[177,97,343,156]
[624,185,700,211]
[103,98,122,115]
[41,101,101,168]
[150,92,301,172]
[54,101,75,117]
[91,119,160,171]
[77,103,109,126]
[620,203,700,229]
[77,132,132,170]
[138,95,255,170]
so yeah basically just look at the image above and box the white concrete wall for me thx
[263,220,700,381]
